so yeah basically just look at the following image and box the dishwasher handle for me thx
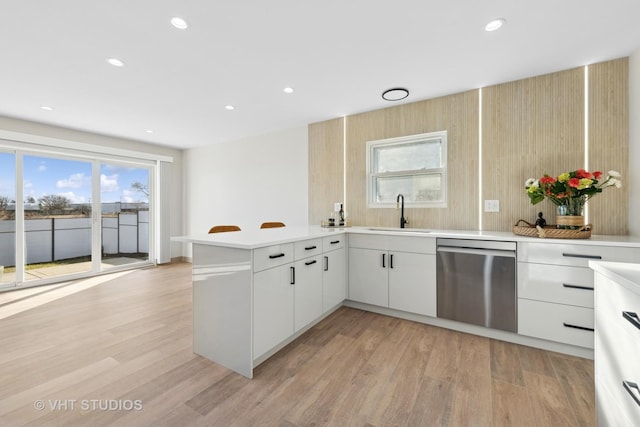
[437,246,516,258]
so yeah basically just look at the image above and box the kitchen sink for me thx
[366,227,431,233]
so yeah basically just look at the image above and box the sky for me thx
[0,152,149,204]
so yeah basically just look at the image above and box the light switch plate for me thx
[334,202,342,212]
[484,200,500,212]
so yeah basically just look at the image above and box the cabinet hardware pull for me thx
[623,381,640,407]
[330,240,340,244]
[324,256,329,271]
[305,245,317,250]
[382,253,386,268]
[269,253,285,259]
[562,283,594,291]
[390,254,394,269]
[562,322,594,332]
[561,253,602,260]
[622,311,640,330]
[305,260,317,266]
[290,266,295,285]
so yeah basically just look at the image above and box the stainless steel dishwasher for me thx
[436,238,517,332]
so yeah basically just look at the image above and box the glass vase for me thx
[556,197,586,230]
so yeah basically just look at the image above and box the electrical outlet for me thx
[484,200,500,212]
[334,202,342,212]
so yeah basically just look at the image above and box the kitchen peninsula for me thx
[176,226,640,378]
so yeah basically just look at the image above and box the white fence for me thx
[0,212,149,267]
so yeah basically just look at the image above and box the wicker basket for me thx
[513,219,592,239]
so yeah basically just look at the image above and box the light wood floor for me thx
[0,262,595,426]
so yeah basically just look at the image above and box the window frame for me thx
[366,131,447,208]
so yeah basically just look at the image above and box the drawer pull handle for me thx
[324,256,329,271]
[290,266,295,285]
[623,381,640,407]
[562,322,594,332]
[562,283,594,291]
[390,254,394,269]
[269,253,285,259]
[561,253,602,260]
[305,245,317,250]
[330,240,340,244]
[305,260,317,266]
[382,253,386,268]
[622,311,640,330]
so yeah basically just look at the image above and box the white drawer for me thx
[253,243,294,272]
[348,233,386,250]
[387,235,435,254]
[518,242,640,267]
[518,299,594,348]
[322,235,345,252]
[518,263,594,308]
[294,238,323,260]
[595,321,640,425]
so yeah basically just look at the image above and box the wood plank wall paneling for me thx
[482,67,586,231]
[345,91,479,229]
[309,58,629,235]
[588,58,629,235]
[308,117,345,225]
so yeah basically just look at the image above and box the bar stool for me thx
[208,225,241,233]
[260,222,285,229]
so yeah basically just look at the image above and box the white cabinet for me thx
[517,242,640,349]
[293,254,323,331]
[348,233,436,316]
[322,235,346,312]
[593,263,640,426]
[254,264,295,358]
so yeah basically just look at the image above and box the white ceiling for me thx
[1,1,639,150]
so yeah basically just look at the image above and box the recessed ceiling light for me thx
[106,58,125,67]
[283,87,294,94]
[225,105,235,110]
[40,105,54,111]
[485,18,506,32]
[170,17,188,29]
[382,87,409,101]
[145,129,153,134]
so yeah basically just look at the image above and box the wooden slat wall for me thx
[308,58,629,234]
[481,67,585,231]
[588,58,629,235]
[308,117,344,225]
[345,91,479,229]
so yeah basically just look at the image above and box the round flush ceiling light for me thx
[225,105,235,110]
[283,87,294,94]
[170,17,188,29]
[485,18,506,32]
[106,57,125,67]
[382,87,409,101]
[40,105,54,111]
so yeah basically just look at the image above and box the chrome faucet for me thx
[396,194,408,228]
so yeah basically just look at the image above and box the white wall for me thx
[630,47,640,237]
[183,126,308,257]
[0,115,184,259]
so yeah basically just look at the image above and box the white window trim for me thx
[366,131,447,208]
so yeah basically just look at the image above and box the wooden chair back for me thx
[208,225,241,233]
[260,222,286,229]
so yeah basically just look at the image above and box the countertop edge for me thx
[172,226,640,250]
[589,260,640,294]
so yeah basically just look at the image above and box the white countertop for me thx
[172,225,640,250]
[589,260,640,295]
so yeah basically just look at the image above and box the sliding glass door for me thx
[100,162,150,270]
[23,155,93,281]
[0,147,155,290]
[0,151,15,285]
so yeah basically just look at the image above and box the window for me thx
[367,131,447,208]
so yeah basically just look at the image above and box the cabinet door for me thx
[389,252,436,316]
[294,256,323,331]
[348,247,388,307]
[253,264,294,358]
[323,247,346,312]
